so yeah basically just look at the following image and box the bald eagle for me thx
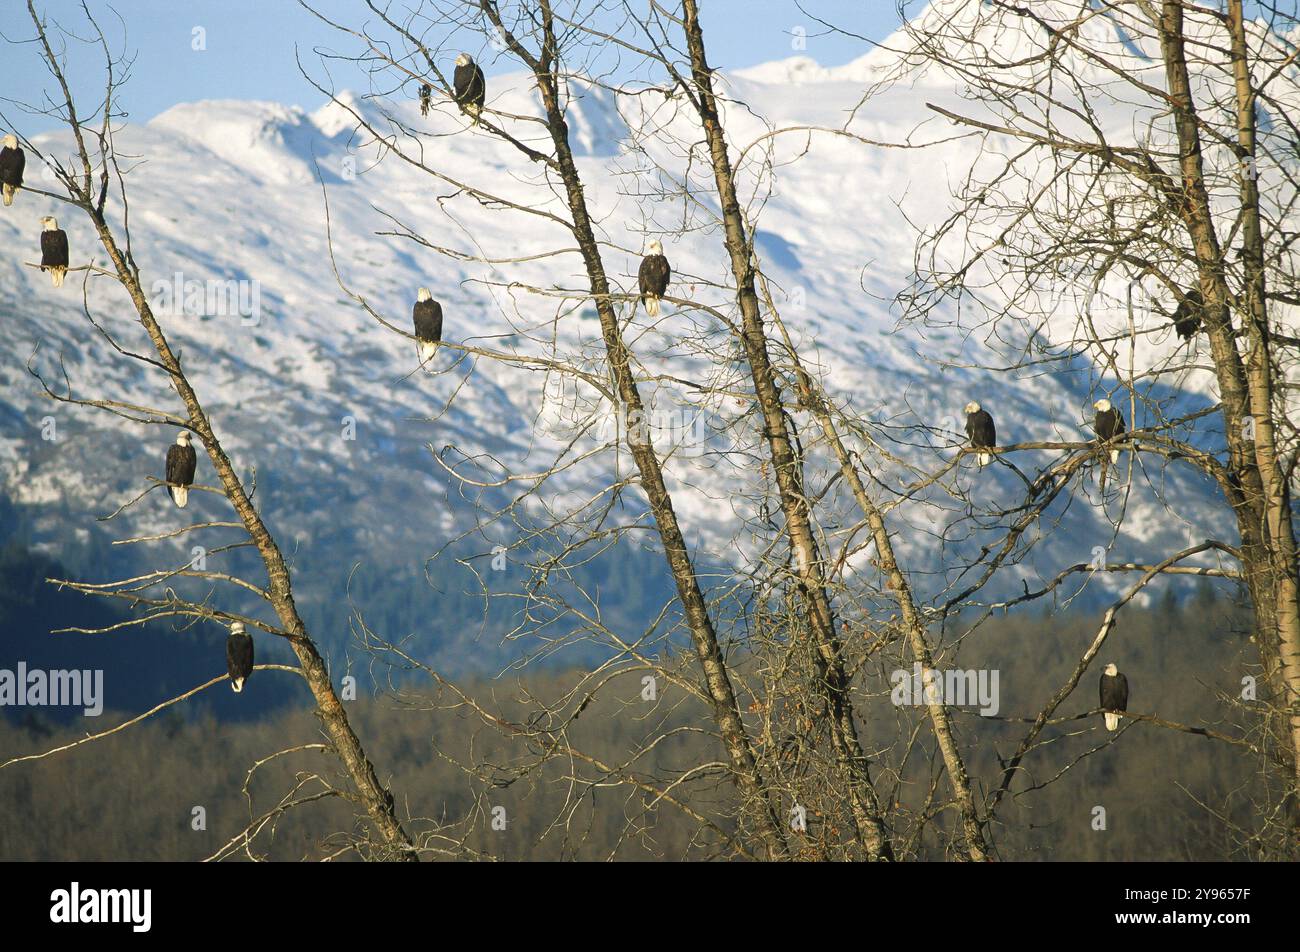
[166,431,197,508]
[1172,288,1203,340]
[226,622,254,693]
[412,288,443,366]
[638,241,671,317]
[1099,663,1128,731]
[39,217,68,288]
[453,54,485,123]
[964,401,996,467]
[1093,399,1125,464]
[419,83,432,117]
[0,134,24,207]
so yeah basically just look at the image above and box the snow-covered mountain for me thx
[0,3,1246,665]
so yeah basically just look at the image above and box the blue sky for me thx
[1,1,905,134]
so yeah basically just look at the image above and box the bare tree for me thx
[2,1,416,860]
[7,0,1288,861]
[869,0,1300,852]
[297,0,801,858]
[296,0,1022,861]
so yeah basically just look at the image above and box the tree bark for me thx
[482,0,790,860]
[26,0,417,859]
[1160,0,1300,786]
[1226,0,1300,788]
[678,0,899,861]
[91,218,419,858]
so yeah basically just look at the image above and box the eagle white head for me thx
[1103,663,1119,676]
[1094,398,1112,412]
[648,239,663,256]
[230,621,245,635]
[40,216,58,231]
[176,430,192,446]
[964,401,981,414]
[417,287,432,302]
[2,134,16,150]
[456,52,473,67]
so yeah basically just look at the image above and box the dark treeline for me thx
[0,489,674,694]
[0,585,1259,860]
[0,537,291,723]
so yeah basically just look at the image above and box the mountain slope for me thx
[0,18,1245,666]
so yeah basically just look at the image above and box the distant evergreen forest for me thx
[0,525,1261,859]
[0,488,677,727]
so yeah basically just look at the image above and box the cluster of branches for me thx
[1,0,417,860]
[3,0,1297,860]
[885,0,1300,850]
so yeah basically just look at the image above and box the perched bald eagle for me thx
[226,622,254,693]
[166,431,197,508]
[0,134,24,207]
[964,401,996,467]
[412,288,443,366]
[419,83,432,117]
[39,216,68,288]
[453,54,485,123]
[1093,399,1125,464]
[638,240,671,317]
[1172,288,1203,340]
[1099,662,1128,731]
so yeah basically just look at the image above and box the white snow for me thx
[0,0,1267,606]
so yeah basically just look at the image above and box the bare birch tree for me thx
[2,0,416,860]
[861,0,1300,852]
[8,0,1290,861]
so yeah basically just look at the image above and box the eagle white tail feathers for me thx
[1104,712,1121,731]
[170,486,189,509]
[417,341,438,366]
[2,184,14,207]
[50,267,66,288]
[978,452,992,467]
[231,677,245,694]
[1110,448,1120,464]
[645,296,661,317]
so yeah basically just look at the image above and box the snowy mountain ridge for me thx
[0,5,1246,655]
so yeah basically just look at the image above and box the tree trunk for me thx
[679,0,899,861]
[485,0,790,860]
[88,216,418,859]
[26,0,416,858]
[1161,0,1300,789]
[761,273,990,859]
[1224,2,1300,806]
